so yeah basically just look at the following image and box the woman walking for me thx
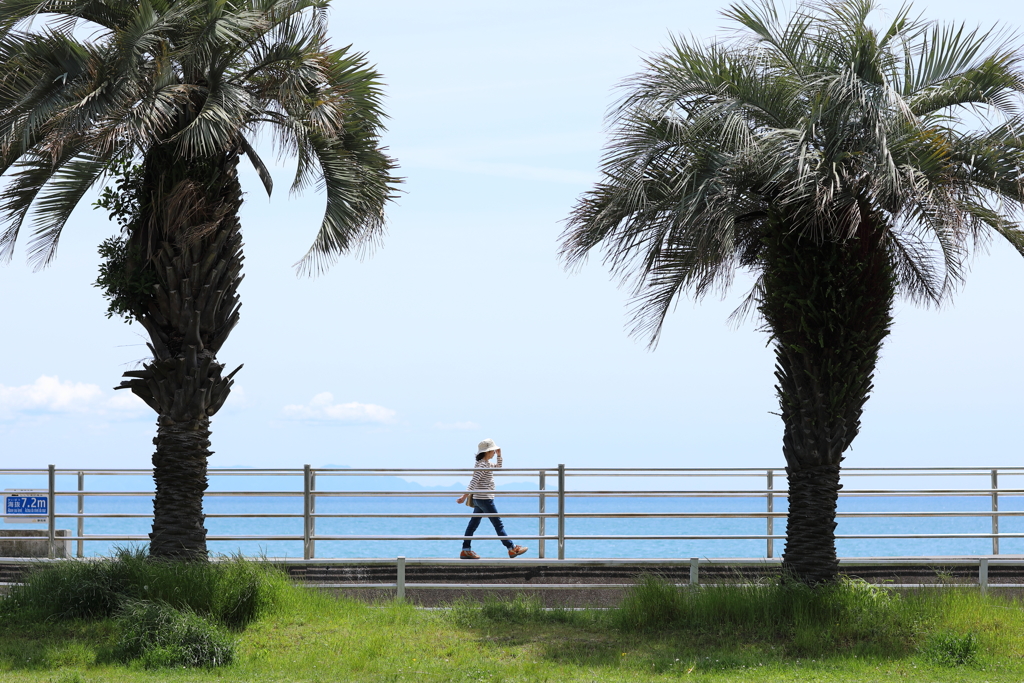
[456,439,528,559]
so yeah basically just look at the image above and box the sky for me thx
[1,0,1023,478]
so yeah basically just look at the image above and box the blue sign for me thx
[5,494,48,518]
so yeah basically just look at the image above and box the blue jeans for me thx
[463,498,514,549]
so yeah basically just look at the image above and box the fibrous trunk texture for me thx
[759,221,894,585]
[151,420,213,557]
[116,149,245,561]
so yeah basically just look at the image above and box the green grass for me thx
[614,575,916,656]
[3,569,1024,681]
[111,599,235,668]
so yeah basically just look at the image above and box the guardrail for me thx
[3,465,1024,560]
[363,557,1021,599]
[3,557,1018,598]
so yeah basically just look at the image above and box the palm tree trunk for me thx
[151,418,212,558]
[760,220,894,585]
[116,149,245,561]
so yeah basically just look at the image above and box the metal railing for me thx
[3,465,1024,560]
[3,556,1017,597]
[311,556,1019,598]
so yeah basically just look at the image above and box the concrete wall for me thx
[0,530,71,558]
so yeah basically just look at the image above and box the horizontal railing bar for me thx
[201,532,1024,541]
[307,469,548,474]
[27,490,1024,498]
[305,582,1024,590]
[34,489,1024,500]
[556,511,1024,518]
[46,513,302,519]
[289,557,997,565]
[41,491,303,497]
[550,489,1024,495]
[14,535,557,542]
[528,511,1024,518]
[33,509,1024,520]
[300,490,550,497]
[2,582,1010,592]
[309,583,639,590]
[166,510,1024,519]
[307,513,554,519]
[225,532,1024,541]
[557,467,1024,472]
[4,581,1019,593]
[4,556,1023,567]
[43,512,554,521]
[556,473,1008,478]
[25,509,1024,520]
[8,468,1024,477]
[10,466,1024,475]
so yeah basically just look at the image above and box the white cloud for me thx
[283,392,396,424]
[434,421,481,431]
[0,376,148,418]
[106,391,148,412]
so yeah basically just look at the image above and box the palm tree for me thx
[0,0,398,560]
[561,0,1024,584]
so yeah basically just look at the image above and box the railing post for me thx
[538,471,546,559]
[766,470,774,559]
[77,471,84,559]
[557,464,565,560]
[303,464,312,560]
[47,464,56,559]
[991,469,999,556]
[309,468,317,560]
[979,557,989,597]
[396,556,406,601]
[690,557,700,586]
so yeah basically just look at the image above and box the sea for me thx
[4,470,1023,560]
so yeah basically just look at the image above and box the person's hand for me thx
[495,448,502,457]
[457,494,466,504]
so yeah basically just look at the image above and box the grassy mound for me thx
[113,599,234,668]
[614,574,915,656]
[0,548,285,669]
[1,547,285,629]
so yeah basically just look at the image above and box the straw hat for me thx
[476,438,499,455]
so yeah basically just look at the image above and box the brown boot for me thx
[508,545,528,558]
[460,549,480,559]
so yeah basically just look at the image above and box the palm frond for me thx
[0,0,135,33]
[0,0,397,268]
[562,0,1024,343]
[26,149,109,268]
[291,130,396,275]
[239,134,272,196]
[0,146,81,261]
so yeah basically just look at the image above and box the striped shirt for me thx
[466,454,502,500]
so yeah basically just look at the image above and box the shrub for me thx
[3,548,284,628]
[113,600,234,668]
[213,555,286,629]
